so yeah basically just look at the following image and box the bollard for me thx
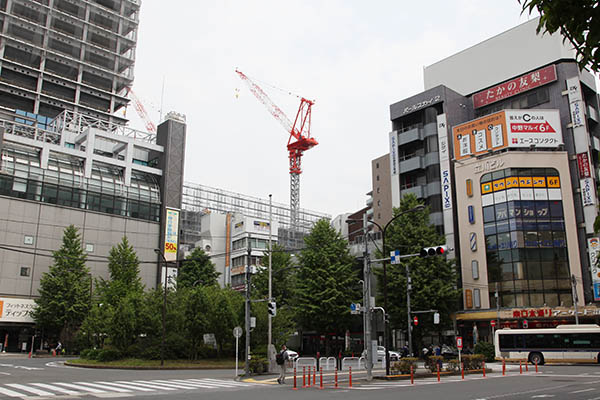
[28,351,31,359]
[303,366,306,388]
[461,362,464,380]
[349,366,352,388]
[525,361,529,372]
[293,367,298,390]
[535,360,538,373]
[520,360,522,374]
[335,367,338,389]
[410,365,414,385]
[482,361,486,378]
[319,367,323,389]
[437,362,440,382]
[502,359,506,376]
[313,366,316,386]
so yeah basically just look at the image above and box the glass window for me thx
[549,201,563,218]
[472,260,479,280]
[483,206,495,223]
[495,203,508,220]
[473,289,481,308]
[501,263,514,280]
[484,222,497,236]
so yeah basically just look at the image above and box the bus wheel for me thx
[529,352,544,365]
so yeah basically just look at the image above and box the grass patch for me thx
[68,358,237,369]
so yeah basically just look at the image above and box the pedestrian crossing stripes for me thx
[0,378,259,398]
[349,372,538,390]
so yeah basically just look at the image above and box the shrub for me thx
[474,341,495,362]
[96,348,122,362]
[462,354,484,370]
[249,356,269,374]
[425,356,444,372]
[391,357,418,374]
[446,358,459,372]
[80,348,100,360]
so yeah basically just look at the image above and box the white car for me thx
[364,346,400,362]
[286,349,298,361]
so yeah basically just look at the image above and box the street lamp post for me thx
[154,248,169,367]
[349,204,424,375]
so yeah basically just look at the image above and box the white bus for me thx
[494,324,600,365]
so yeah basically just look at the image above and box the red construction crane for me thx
[126,87,157,134]
[235,69,318,232]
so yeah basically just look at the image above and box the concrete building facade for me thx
[388,18,600,346]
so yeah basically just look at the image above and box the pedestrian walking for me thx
[276,344,290,384]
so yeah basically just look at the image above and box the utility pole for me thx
[245,238,252,376]
[406,263,412,357]
[268,194,273,369]
[571,274,579,325]
[362,213,372,381]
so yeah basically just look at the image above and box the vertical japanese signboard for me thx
[437,114,455,258]
[588,237,600,301]
[164,208,179,262]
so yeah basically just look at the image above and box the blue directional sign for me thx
[390,250,401,264]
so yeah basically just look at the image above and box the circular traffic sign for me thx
[491,320,496,328]
[233,326,243,338]
[413,316,418,326]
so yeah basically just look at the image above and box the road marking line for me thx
[75,381,132,392]
[6,383,55,396]
[196,378,256,386]
[145,380,199,389]
[0,386,26,397]
[168,380,221,388]
[572,388,595,394]
[30,382,80,395]
[126,381,178,390]
[55,382,107,393]
[95,381,155,392]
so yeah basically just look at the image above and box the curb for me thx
[374,369,492,381]
[64,361,236,370]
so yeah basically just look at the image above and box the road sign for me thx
[523,319,528,329]
[413,316,418,326]
[456,336,463,350]
[390,250,401,264]
[350,303,361,315]
[233,326,243,338]
[491,320,496,328]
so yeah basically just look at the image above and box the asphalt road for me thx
[0,354,598,400]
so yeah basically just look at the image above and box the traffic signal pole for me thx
[362,213,372,381]
[406,263,412,357]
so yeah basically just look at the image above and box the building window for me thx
[24,235,34,245]
[85,243,94,253]
[377,200,381,207]
[377,187,380,194]
[473,289,481,308]
[376,162,379,169]
[483,167,569,308]
[472,260,479,280]
[376,175,380,182]
[20,267,30,277]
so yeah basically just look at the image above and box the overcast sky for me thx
[128,1,536,218]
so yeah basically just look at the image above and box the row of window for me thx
[231,238,270,251]
[0,175,160,222]
[486,230,566,251]
[491,290,573,309]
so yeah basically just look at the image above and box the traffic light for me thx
[419,245,448,257]
[268,301,277,316]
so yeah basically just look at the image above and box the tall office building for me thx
[0,0,138,124]
[388,18,600,346]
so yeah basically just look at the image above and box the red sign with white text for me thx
[473,65,557,109]
[577,152,591,178]
[456,336,463,350]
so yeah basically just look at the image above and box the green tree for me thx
[181,286,210,360]
[520,0,600,72]
[205,286,243,356]
[294,219,359,353]
[378,194,460,348]
[33,225,91,350]
[254,243,296,306]
[177,247,220,289]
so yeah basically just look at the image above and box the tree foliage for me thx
[377,194,460,347]
[294,219,359,339]
[177,247,220,289]
[254,243,296,306]
[33,225,91,349]
[520,0,600,72]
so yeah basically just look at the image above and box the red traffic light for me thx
[419,245,448,257]
[413,316,418,326]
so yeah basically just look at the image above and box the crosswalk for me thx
[349,372,538,390]
[0,378,259,398]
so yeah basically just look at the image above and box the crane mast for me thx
[236,70,318,234]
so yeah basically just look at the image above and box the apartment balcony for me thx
[399,151,439,173]
[588,105,598,123]
[397,122,437,146]
[400,184,423,199]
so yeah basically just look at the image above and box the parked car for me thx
[441,344,458,359]
[286,349,299,361]
[366,346,401,362]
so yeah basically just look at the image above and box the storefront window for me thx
[483,167,571,308]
